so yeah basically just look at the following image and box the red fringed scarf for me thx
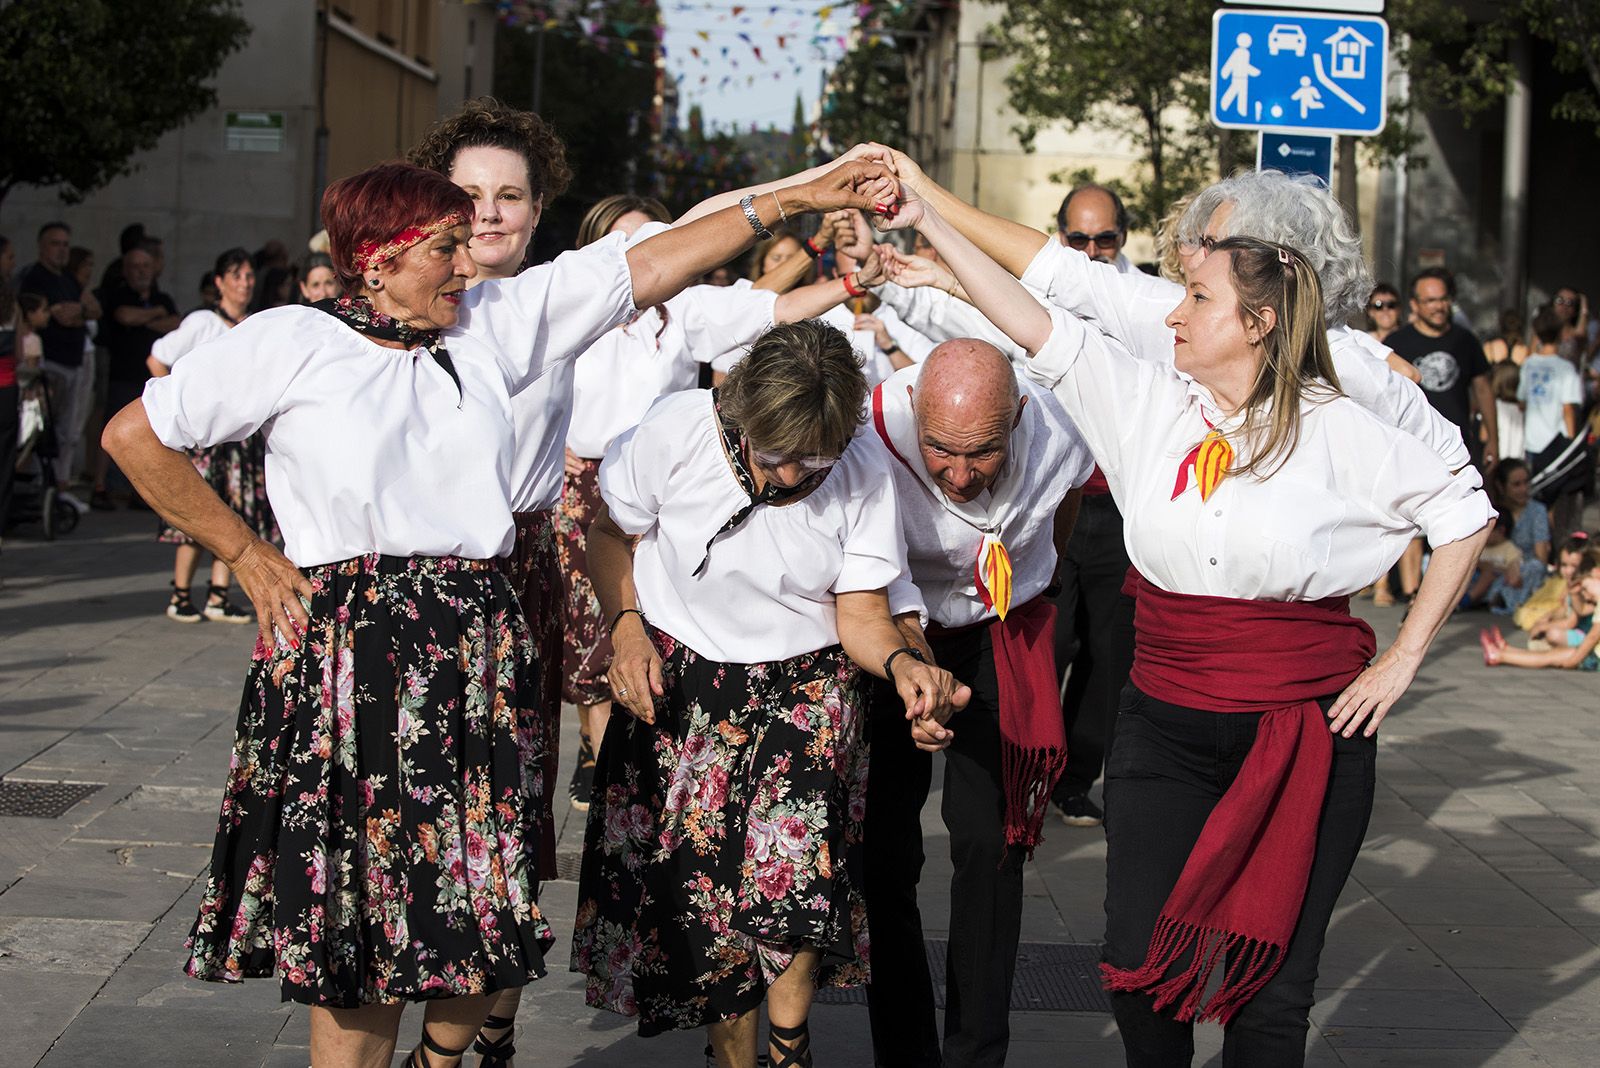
[1103,571,1375,1024]
[927,596,1067,852]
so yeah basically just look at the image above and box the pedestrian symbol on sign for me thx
[1219,33,1261,118]
[1211,9,1388,136]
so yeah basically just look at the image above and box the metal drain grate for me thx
[551,849,584,881]
[816,940,1112,1013]
[0,780,104,819]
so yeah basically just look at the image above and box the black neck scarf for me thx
[693,389,828,577]
[313,296,462,402]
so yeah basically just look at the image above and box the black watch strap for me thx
[884,645,926,683]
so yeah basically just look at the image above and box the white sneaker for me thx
[58,490,91,514]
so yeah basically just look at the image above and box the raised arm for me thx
[886,197,1053,355]
[861,143,1050,278]
[625,161,893,309]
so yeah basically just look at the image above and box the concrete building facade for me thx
[0,0,495,305]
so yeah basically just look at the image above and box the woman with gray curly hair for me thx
[856,149,1466,475]
[574,318,970,1068]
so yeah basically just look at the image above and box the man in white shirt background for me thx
[864,339,1094,1068]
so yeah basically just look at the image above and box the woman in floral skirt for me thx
[103,159,895,1068]
[147,247,273,624]
[574,320,971,1068]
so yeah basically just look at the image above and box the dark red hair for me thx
[321,162,473,294]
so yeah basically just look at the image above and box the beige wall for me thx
[0,0,490,301]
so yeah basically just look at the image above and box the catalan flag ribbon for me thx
[975,536,1014,620]
[1171,427,1234,503]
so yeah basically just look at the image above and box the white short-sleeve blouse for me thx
[141,236,636,566]
[601,388,915,663]
[564,283,777,462]
[150,309,230,368]
[1027,308,1494,601]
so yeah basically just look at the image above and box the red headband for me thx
[353,211,468,274]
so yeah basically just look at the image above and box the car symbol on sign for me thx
[1267,24,1307,57]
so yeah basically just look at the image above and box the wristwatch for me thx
[884,645,926,683]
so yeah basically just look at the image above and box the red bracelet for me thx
[842,272,865,298]
[804,237,824,259]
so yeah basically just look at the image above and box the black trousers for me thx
[864,624,1026,1068]
[0,384,18,533]
[1052,493,1136,799]
[1103,686,1376,1067]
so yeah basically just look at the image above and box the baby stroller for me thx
[7,356,79,540]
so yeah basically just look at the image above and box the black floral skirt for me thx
[161,433,279,546]
[184,554,553,1007]
[553,459,612,706]
[571,626,871,1035]
[503,509,565,873]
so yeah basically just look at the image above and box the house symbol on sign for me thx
[1324,25,1374,80]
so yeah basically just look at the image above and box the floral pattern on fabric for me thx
[570,626,871,1036]
[184,553,552,1008]
[160,434,279,546]
[553,458,613,707]
[502,509,565,872]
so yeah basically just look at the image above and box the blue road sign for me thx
[1211,9,1389,136]
[1257,131,1334,186]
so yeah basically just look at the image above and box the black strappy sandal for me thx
[768,1021,812,1068]
[703,1043,770,1067]
[406,1028,471,1068]
[473,1013,517,1067]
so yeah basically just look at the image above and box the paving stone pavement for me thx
[4,511,1600,1066]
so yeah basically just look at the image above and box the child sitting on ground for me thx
[1521,534,1593,645]
[1515,533,1590,631]
[1482,547,1600,670]
[1464,514,1523,608]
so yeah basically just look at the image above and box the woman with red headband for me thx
[889,188,1493,1066]
[103,157,892,1068]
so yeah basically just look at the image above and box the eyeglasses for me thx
[750,446,841,472]
[1178,234,1219,255]
[1368,300,1399,311]
[1554,296,1578,306]
[1062,230,1123,251]
[1415,295,1452,306]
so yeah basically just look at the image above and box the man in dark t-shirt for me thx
[1386,267,1497,470]
[92,246,179,507]
[19,221,101,501]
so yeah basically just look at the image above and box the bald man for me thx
[1054,183,1134,272]
[866,340,1095,1068]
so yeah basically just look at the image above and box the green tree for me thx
[0,0,249,209]
[788,94,811,171]
[819,6,916,153]
[1387,0,1600,141]
[495,3,661,254]
[994,0,1243,227]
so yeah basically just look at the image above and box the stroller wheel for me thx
[41,485,58,541]
[54,497,81,536]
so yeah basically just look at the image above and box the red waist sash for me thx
[926,595,1066,853]
[1103,571,1375,1024]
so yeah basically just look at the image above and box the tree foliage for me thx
[494,2,662,256]
[0,0,250,209]
[1387,0,1600,139]
[819,4,917,153]
[994,0,1245,228]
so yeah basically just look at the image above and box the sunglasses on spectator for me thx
[749,444,842,472]
[1368,299,1399,311]
[1063,230,1123,251]
[1555,295,1579,306]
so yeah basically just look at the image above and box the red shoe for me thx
[1479,629,1501,666]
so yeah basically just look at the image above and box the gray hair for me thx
[719,319,868,457]
[1176,170,1372,324]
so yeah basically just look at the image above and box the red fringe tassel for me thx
[1101,914,1287,1025]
